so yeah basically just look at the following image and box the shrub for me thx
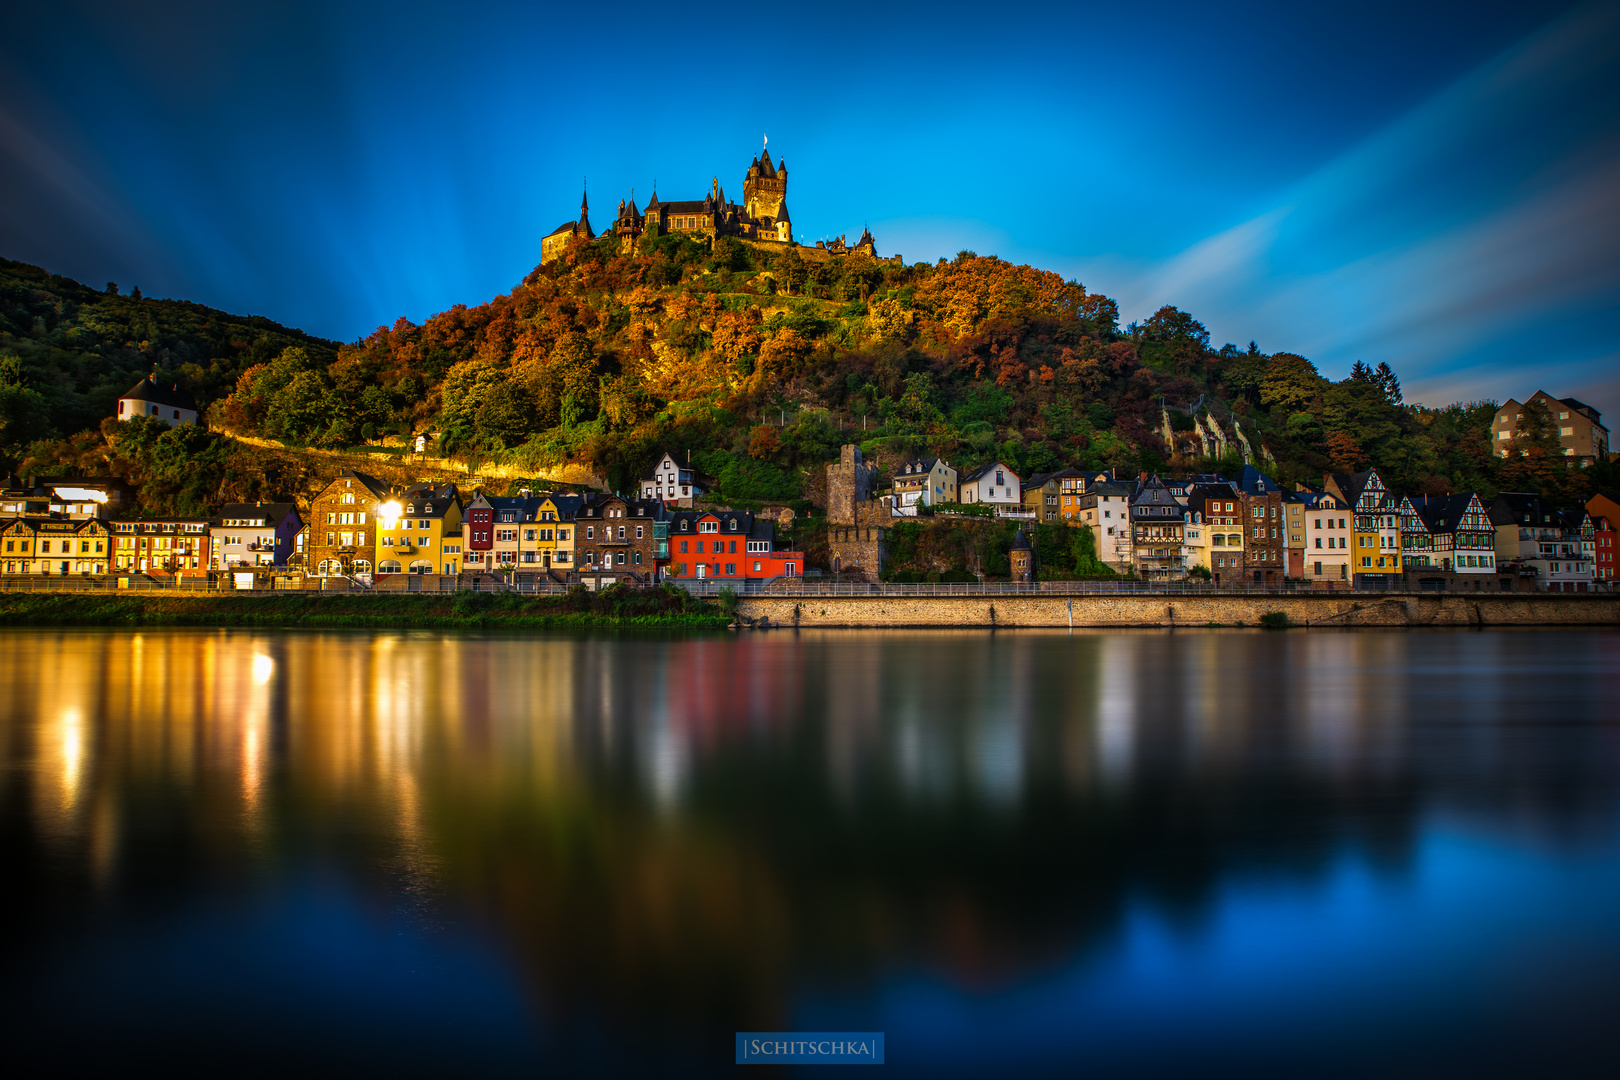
[1259,611,1290,629]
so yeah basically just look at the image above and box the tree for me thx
[748,425,781,460]
[775,248,808,295]
[0,355,49,447]
[1373,362,1402,405]
[1323,379,1401,448]
[710,237,753,273]
[1260,353,1326,411]
[758,328,810,381]
[1323,432,1367,473]
[841,254,881,301]
[1137,305,1209,346]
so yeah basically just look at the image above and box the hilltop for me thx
[2,238,1613,516]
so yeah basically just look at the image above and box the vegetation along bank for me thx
[0,586,730,630]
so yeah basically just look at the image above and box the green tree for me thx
[1260,353,1326,411]
[775,247,808,295]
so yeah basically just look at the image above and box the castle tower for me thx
[1010,527,1033,582]
[540,183,597,264]
[743,149,787,227]
[826,444,888,580]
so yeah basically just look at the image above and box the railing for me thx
[0,574,1611,598]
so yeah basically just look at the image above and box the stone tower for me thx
[827,444,875,526]
[826,444,887,579]
[1010,527,1033,582]
[743,150,788,225]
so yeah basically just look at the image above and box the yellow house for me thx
[524,493,584,572]
[1327,469,1401,583]
[1188,482,1244,583]
[2,518,111,575]
[376,483,463,575]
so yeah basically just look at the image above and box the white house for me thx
[117,374,198,427]
[209,502,303,569]
[959,461,1022,511]
[639,452,701,503]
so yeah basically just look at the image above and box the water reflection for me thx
[1,628,1617,1075]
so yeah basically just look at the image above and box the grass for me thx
[0,585,730,631]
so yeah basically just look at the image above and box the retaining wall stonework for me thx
[735,593,1620,629]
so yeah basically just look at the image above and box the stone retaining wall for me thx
[735,593,1620,628]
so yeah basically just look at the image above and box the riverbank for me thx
[0,588,730,630]
[736,591,1620,628]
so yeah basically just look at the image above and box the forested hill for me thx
[0,257,338,447]
[3,238,1611,513]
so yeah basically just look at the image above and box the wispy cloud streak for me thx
[1088,1,1620,414]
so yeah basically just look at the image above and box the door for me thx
[696,564,706,579]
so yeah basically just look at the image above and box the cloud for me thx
[1080,1,1620,417]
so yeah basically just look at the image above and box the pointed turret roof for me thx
[1010,527,1031,551]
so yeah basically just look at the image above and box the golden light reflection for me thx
[57,705,84,814]
[0,627,1533,893]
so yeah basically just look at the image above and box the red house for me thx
[663,509,802,582]
[464,492,495,571]
[1589,493,1619,583]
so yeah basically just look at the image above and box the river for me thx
[2,628,1617,1076]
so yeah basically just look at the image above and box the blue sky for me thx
[2,1,1615,419]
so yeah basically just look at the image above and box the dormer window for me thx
[681,521,689,531]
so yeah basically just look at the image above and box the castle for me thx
[541,148,893,264]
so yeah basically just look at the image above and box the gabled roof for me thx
[962,461,1019,485]
[1292,489,1340,510]
[1232,464,1281,496]
[1130,475,1184,515]
[546,494,584,516]
[120,375,196,410]
[404,482,459,501]
[1489,491,1560,526]
[664,507,770,537]
[338,470,391,500]
[1186,481,1240,512]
